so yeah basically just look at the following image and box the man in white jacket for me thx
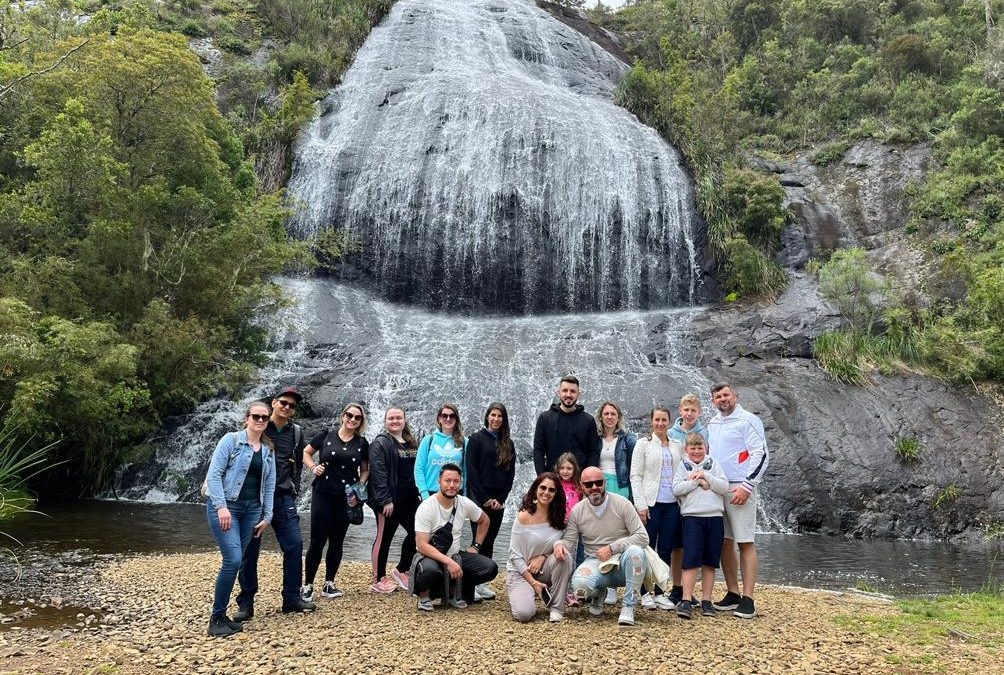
[707,383,768,619]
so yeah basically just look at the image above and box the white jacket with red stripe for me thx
[707,404,768,492]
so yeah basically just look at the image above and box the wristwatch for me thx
[471,541,482,551]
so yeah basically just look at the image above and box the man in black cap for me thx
[235,386,315,618]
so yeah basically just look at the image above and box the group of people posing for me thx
[201,376,768,636]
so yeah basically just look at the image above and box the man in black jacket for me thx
[234,386,315,619]
[533,376,601,475]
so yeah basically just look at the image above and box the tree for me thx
[818,248,887,334]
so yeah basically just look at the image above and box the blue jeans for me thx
[646,501,682,593]
[207,499,262,620]
[570,545,647,607]
[237,493,303,608]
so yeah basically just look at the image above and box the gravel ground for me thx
[0,553,999,674]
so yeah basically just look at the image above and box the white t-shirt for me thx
[599,438,617,474]
[414,494,484,557]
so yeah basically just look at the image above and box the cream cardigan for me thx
[630,435,683,509]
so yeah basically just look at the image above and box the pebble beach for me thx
[1,553,999,674]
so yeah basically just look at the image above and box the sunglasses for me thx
[276,399,297,410]
[537,485,558,494]
[581,480,605,489]
[439,412,456,420]
[249,413,270,423]
[343,412,364,422]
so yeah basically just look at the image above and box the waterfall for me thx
[287,0,701,313]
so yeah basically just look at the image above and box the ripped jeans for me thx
[570,545,647,608]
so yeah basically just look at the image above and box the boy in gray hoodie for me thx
[673,433,729,618]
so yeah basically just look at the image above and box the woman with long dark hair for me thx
[505,472,572,623]
[466,402,516,600]
[367,406,421,594]
[204,400,276,637]
[414,403,467,499]
[302,402,369,601]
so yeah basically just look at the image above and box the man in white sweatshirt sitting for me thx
[555,467,649,626]
[708,383,769,620]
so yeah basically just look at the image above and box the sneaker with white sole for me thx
[653,594,676,610]
[417,596,434,612]
[371,577,397,594]
[549,609,564,623]
[604,587,618,605]
[588,595,605,616]
[391,568,410,591]
[321,581,344,598]
[447,596,468,609]
[301,583,314,602]
[640,592,656,610]
[474,583,496,600]
[713,590,741,611]
[734,595,756,619]
[618,605,635,626]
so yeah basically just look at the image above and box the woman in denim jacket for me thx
[204,400,276,637]
[595,400,637,499]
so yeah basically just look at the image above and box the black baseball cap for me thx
[274,386,303,403]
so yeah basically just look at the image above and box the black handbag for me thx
[427,504,458,554]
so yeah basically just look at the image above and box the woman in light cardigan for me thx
[505,472,571,623]
[629,406,684,610]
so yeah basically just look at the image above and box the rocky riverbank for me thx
[1,554,999,674]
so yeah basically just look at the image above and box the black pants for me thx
[413,551,498,604]
[469,505,505,559]
[237,492,303,607]
[370,492,419,582]
[305,488,350,584]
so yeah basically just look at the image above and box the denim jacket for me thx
[614,430,638,490]
[204,429,276,523]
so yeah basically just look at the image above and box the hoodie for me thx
[414,430,467,499]
[532,403,601,475]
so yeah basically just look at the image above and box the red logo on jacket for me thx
[738,449,750,463]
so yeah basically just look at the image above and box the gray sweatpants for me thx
[505,552,573,622]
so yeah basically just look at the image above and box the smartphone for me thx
[540,585,552,605]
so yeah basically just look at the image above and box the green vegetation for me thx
[895,436,922,463]
[838,585,1004,655]
[0,1,389,494]
[604,1,1004,383]
[854,578,880,593]
[934,483,961,509]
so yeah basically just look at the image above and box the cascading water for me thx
[287,0,702,313]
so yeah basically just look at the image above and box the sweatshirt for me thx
[668,417,708,445]
[708,404,768,492]
[559,492,649,559]
[533,403,601,475]
[672,455,729,517]
[561,478,582,518]
[414,430,467,499]
[466,428,516,508]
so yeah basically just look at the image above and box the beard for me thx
[587,491,606,506]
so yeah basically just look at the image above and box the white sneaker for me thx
[301,584,314,602]
[654,594,676,611]
[549,609,564,622]
[640,592,656,609]
[604,587,618,605]
[588,595,604,616]
[618,605,635,626]
[474,583,496,600]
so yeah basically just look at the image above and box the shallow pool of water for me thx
[4,501,1000,597]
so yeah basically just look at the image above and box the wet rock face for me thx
[769,140,932,274]
[681,278,1004,541]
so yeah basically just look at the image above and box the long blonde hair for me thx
[595,400,626,436]
[340,402,367,437]
[436,403,464,447]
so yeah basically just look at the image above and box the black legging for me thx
[305,488,350,584]
[469,505,505,559]
[370,492,419,582]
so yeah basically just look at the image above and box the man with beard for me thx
[556,467,649,626]
[411,464,498,611]
[234,387,316,619]
[533,376,601,475]
[707,383,768,620]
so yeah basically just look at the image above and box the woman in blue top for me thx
[414,403,467,500]
[204,400,276,638]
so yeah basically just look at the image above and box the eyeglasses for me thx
[276,399,297,410]
[343,412,364,422]
[439,412,456,420]
[537,485,558,494]
[581,480,605,489]
[249,413,270,423]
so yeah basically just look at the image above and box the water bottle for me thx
[345,483,354,505]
